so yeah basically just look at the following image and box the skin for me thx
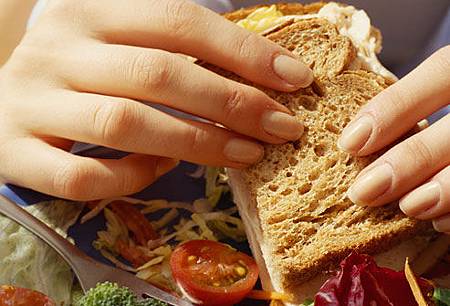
[0,0,448,232]
[340,45,450,233]
[0,0,312,200]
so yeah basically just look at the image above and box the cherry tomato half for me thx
[170,240,259,306]
[0,285,55,306]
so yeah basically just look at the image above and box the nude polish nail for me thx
[348,163,393,205]
[399,182,441,217]
[224,139,264,164]
[433,215,450,233]
[273,55,314,88]
[338,116,373,153]
[262,111,304,141]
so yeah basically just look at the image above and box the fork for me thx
[0,194,192,306]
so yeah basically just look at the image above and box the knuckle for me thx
[233,31,258,60]
[395,136,435,170]
[376,85,411,119]
[130,52,172,92]
[184,127,206,154]
[53,161,89,200]
[92,101,137,145]
[162,0,199,38]
[222,88,246,122]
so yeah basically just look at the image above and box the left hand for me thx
[337,45,450,233]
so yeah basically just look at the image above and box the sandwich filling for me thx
[237,2,398,82]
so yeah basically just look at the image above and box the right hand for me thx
[0,0,312,200]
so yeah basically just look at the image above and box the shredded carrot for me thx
[115,239,150,267]
[404,258,428,306]
[111,201,159,245]
[247,290,293,302]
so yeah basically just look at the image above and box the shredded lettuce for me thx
[205,167,229,207]
[0,200,83,305]
[301,298,314,306]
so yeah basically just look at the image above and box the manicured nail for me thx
[224,139,264,164]
[399,182,441,217]
[156,158,179,177]
[348,163,393,205]
[262,111,304,140]
[273,55,313,87]
[338,116,373,153]
[433,215,450,232]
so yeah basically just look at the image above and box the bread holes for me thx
[325,122,339,134]
[313,144,327,157]
[293,140,302,150]
[286,171,293,177]
[289,157,298,166]
[311,81,325,97]
[308,169,320,181]
[298,183,312,195]
[268,184,279,192]
[345,157,354,166]
[281,188,292,196]
[328,104,337,111]
[298,96,317,111]
[325,158,338,169]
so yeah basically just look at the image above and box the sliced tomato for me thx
[170,240,259,306]
[0,285,55,306]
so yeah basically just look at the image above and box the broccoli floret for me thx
[78,282,168,306]
[138,298,170,306]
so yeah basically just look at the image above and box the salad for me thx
[2,166,450,306]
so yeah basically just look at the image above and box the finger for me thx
[64,45,303,143]
[399,165,450,222]
[21,91,264,167]
[347,114,450,207]
[338,45,450,155]
[81,0,313,91]
[0,137,178,201]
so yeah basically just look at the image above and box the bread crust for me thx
[209,2,432,298]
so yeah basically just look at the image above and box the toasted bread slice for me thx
[204,2,432,303]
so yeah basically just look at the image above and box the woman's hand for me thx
[0,0,313,200]
[338,45,450,232]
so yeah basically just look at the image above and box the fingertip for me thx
[155,157,179,177]
[272,54,314,90]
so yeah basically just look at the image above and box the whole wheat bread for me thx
[205,2,432,301]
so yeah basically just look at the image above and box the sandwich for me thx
[204,2,445,304]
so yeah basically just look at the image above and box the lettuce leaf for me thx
[205,167,229,207]
[434,287,450,306]
[0,200,83,305]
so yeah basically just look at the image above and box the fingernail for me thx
[433,215,450,232]
[156,158,179,177]
[399,182,441,217]
[224,139,264,164]
[262,111,304,140]
[348,163,393,205]
[273,55,313,87]
[338,116,373,153]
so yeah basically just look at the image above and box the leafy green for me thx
[301,298,314,306]
[0,200,83,305]
[434,287,450,306]
[205,167,229,207]
[78,282,167,306]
